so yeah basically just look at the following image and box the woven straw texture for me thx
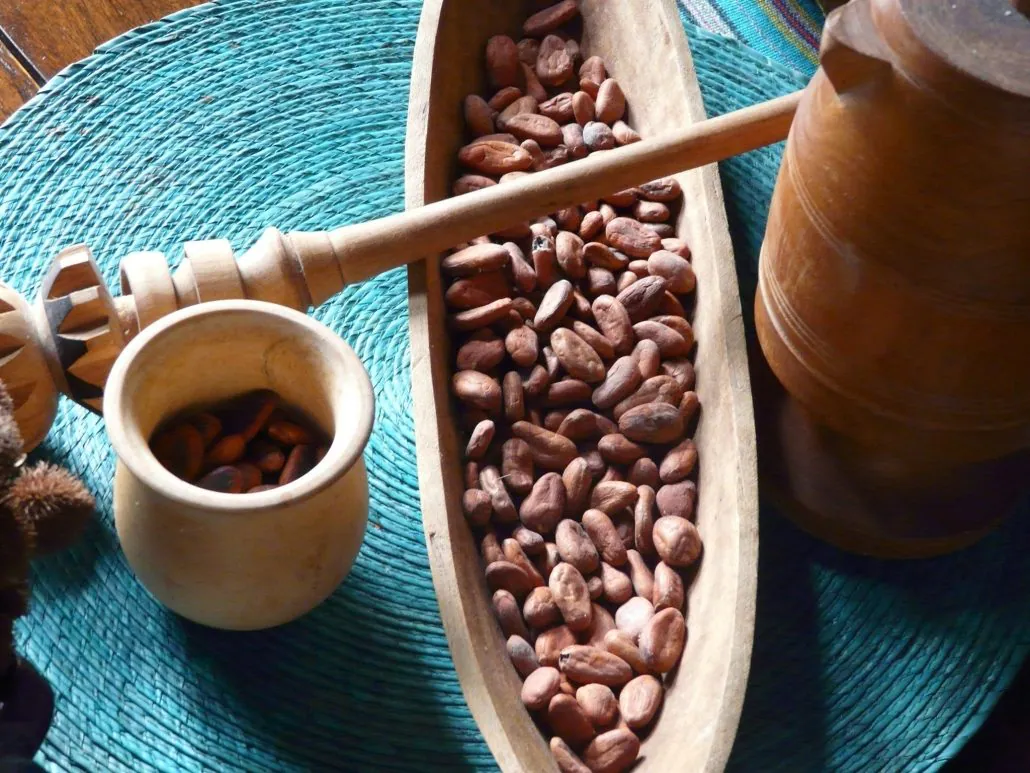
[2,1,1028,771]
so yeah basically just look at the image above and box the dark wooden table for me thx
[0,1,1024,770]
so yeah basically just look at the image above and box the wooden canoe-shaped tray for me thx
[405,1,759,770]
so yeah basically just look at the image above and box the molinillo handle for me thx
[3,90,801,450]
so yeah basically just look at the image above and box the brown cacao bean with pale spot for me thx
[583,121,615,151]
[507,634,540,678]
[615,596,655,642]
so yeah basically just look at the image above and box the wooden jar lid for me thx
[879,0,1030,109]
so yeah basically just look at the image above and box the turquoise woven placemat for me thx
[2,1,1028,771]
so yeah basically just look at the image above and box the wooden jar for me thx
[755,0,1030,553]
[104,300,374,629]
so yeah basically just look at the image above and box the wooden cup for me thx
[104,300,374,630]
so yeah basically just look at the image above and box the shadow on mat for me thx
[726,505,829,773]
[727,499,1030,773]
[177,585,482,772]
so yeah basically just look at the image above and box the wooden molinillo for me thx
[0,86,798,452]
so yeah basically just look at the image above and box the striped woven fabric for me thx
[678,0,825,73]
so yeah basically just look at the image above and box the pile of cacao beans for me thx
[149,389,329,494]
[447,3,703,772]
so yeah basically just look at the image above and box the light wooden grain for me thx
[0,44,37,122]
[0,0,200,80]
[106,300,374,631]
[405,2,758,770]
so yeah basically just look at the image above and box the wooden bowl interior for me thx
[406,2,758,770]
